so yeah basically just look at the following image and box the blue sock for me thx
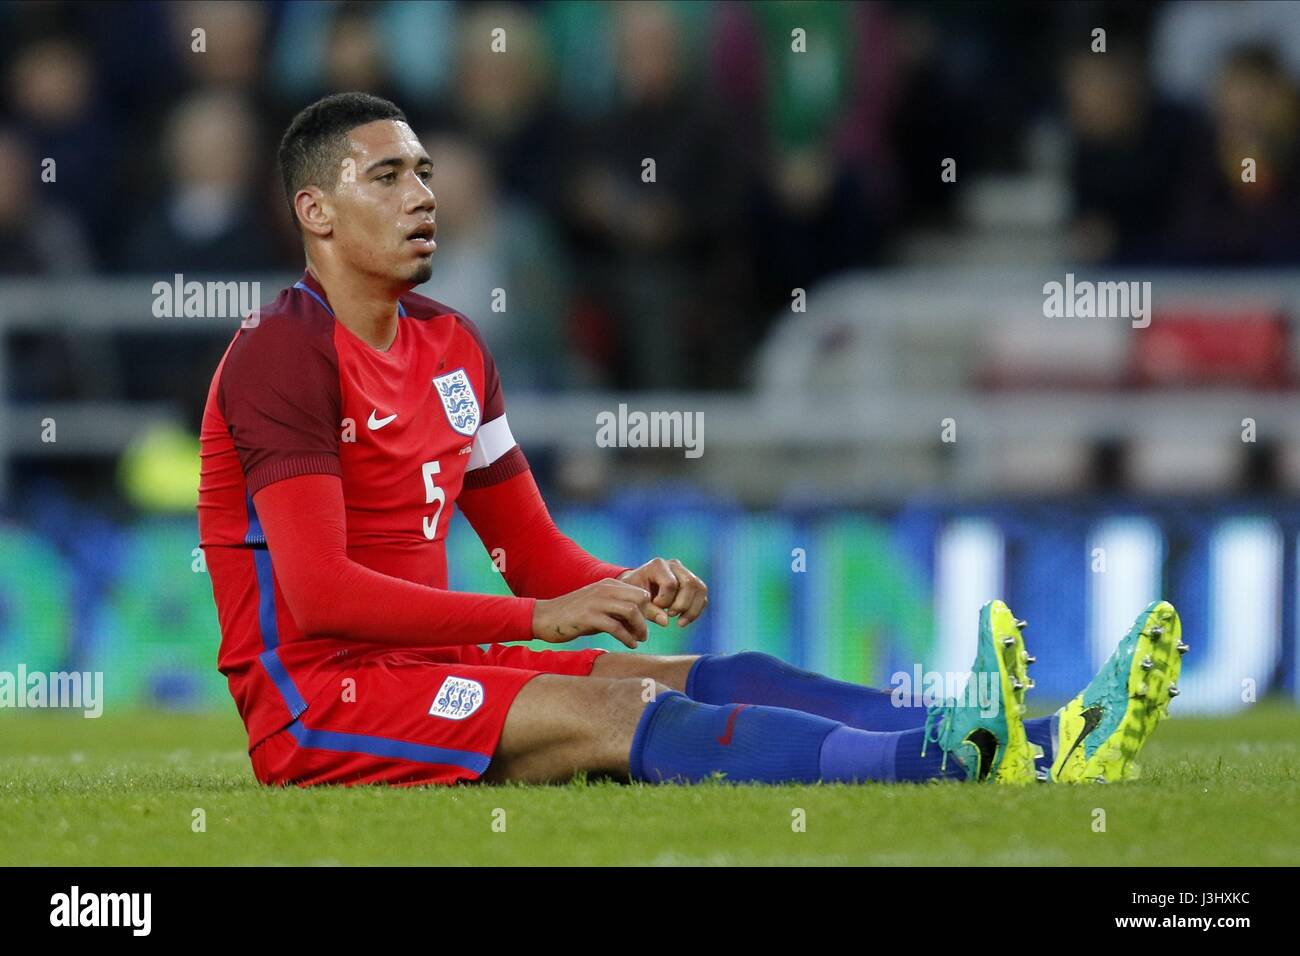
[1025,716,1056,775]
[629,690,964,784]
[685,652,927,732]
[823,724,969,782]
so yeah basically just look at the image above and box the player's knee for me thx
[726,650,805,677]
[728,650,776,669]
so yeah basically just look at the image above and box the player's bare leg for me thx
[479,675,670,784]
[588,651,699,691]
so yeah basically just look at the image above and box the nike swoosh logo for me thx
[716,705,749,745]
[1056,705,1103,779]
[367,410,398,430]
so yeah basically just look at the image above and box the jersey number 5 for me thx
[422,460,445,539]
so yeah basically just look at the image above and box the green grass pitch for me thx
[2,702,1298,866]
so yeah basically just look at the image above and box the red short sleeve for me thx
[218,311,342,496]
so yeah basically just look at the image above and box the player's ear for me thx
[294,187,333,239]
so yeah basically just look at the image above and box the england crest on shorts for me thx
[433,367,480,437]
[429,676,484,720]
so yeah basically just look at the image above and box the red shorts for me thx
[250,644,607,787]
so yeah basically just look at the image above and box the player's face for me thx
[331,119,437,286]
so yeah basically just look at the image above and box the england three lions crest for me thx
[433,367,480,437]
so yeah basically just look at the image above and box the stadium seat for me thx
[1130,309,1292,388]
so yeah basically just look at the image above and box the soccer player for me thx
[198,93,1185,788]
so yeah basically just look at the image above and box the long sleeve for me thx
[457,466,633,599]
[254,472,536,646]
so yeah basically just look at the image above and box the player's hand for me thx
[618,558,709,629]
[531,578,668,649]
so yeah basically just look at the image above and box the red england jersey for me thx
[198,271,550,749]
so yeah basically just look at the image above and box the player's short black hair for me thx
[277,92,408,231]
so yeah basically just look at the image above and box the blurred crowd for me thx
[4,0,1300,395]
